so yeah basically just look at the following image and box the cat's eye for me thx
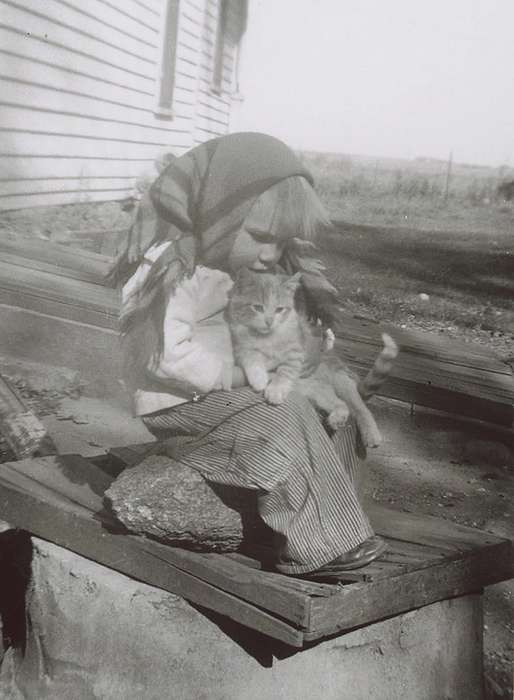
[251,304,265,312]
[275,307,285,313]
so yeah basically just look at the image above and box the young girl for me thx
[118,132,385,581]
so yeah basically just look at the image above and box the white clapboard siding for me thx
[0,177,135,198]
[0,105,191,146]
[1,2,157,77]
[0,132,191,161]
[0,0,246,210]
[0,26,155,95]
[0,190,136,210]
[50,0,162,44]
[0,54,158,112]
[9,0,160,60]
[192,0,235,142]
[0,76,194,125]
[1,157,163,181]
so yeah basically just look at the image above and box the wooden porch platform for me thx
[0,236,512,427]
[0,450,512,647]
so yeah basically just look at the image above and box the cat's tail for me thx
[358,333,399,401]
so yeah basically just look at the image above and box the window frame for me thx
[155,0,180,119]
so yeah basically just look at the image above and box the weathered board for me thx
[0,453,512,647]
[334,314,514,426]
[0,259,119,329]
[0,238,116,286]
[1,249,512,425]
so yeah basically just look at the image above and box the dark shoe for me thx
[303,536,387,582]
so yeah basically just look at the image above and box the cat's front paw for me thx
[360,424,382,448]
[246,367,269,392]
[264,377,292,405]
[327,405,350,430]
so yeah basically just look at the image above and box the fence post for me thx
[444,150,453,203]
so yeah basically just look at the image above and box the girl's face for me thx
[227,187,287,274]
[227,228,285,274]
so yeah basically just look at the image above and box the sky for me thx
[232,0,514,167]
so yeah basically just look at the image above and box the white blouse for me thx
[122,244,235,416]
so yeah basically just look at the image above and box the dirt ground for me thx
[0,357,512,698]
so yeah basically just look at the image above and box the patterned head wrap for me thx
[118,132,336,385]
[119,133,312,324]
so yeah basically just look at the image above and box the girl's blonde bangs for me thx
[272,176,332,242]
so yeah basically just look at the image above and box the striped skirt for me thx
[142,387,374,575]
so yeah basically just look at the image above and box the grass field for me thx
[298,151,514,362]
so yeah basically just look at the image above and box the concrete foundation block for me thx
[0,536,484,700]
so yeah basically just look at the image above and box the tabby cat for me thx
[227,268,398,448]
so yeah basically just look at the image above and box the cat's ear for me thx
[282,272,303,292]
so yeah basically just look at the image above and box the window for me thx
[212,0,228,94]
[156,0,180,118]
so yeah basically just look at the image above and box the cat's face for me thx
[229,269,301,335]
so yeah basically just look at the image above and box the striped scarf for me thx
[119,133,313,327]
[118,133,316,387]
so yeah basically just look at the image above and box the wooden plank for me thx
[1,2,157,75]
[2,454,317,627]
[0,155,156,181]
[0,75,197,135]
[0,131,187,161]
[0,287,118,329]
[0,26,155,95]
[0,172,133,201]
[0,459,304,646]
[0,190,132,212]
[0,484,304,647]
[336,314,501,366]
[3,0,159,59]
[0,261,119,314]
[306,540,514,641]
[339,336,512,397]
[51,0,161,44]
[93,0,162,28]
[0,250,113,287]
[0,237,117,281]
[369,504,505,551]
[342,347,514,409]
[0,107,194,154]
[334,326,514,426]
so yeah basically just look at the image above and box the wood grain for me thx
[306,541,513,640]
[0,456,305,646]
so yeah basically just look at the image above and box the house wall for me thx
[193,0,241,145]
[0,0,243,211]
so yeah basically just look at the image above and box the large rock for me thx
[104,455,264,553]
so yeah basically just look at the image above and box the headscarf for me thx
[117,132,336,385]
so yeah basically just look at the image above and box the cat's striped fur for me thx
[227,270,399,447]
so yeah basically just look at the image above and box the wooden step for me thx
[0,453,512,647]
